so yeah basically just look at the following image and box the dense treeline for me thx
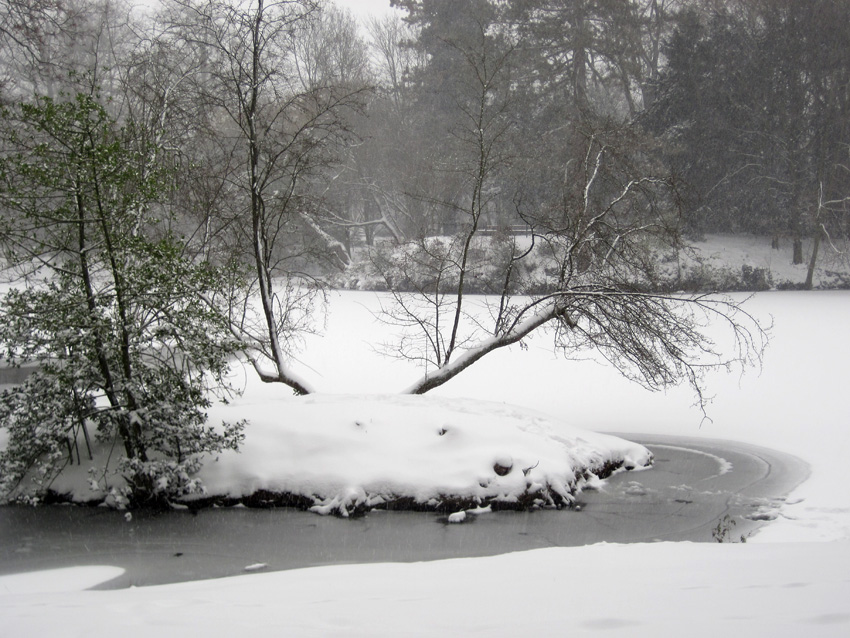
[647,0,850,283]
[2,1,847,279]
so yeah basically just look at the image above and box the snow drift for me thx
[195,394,652,515]
[40,394,652,516]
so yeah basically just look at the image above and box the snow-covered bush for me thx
[0,372,83,500]
[0,93,245,507]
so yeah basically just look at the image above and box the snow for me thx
[200,395,652,512]
[43,394,651,515]
[3,236,850,635]
[675,233,850,289]
[447,510,466,523]
[0,566,124,595]
[650,444,733,477]
[242,563,268,572]
[3,544,849,637]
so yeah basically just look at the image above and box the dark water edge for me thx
[0,435,809,590]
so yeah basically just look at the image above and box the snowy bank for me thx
[3,289,850,636]
[3,542,849,637]
[198,395,651,514]
[38,394,651,515]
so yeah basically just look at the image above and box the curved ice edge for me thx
[647,444,733,478]
[0,566,126,594]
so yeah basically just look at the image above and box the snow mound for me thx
[194,394,652,516]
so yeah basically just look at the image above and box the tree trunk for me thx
[792,237,804,265]
[404,302,564,394]
[804,231,820,290]
[76,191,144,461]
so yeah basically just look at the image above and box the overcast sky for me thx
[333,0,398,19]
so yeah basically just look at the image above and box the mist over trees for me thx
[1,2,846,270]
[0,0,844,500]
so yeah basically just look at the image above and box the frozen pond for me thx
[0,435,808,589]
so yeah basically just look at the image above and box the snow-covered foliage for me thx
[341,235,546,295]
[668,234,850,291]
[336,233,850,293]
[0,94,245,507]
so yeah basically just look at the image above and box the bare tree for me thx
[315,13,430,249]
[164,0,368,394]
[387,124,765,411]
[0,0,142,101]
[377,0,767,408]
[290,5,404,252]
[367,11,427,124]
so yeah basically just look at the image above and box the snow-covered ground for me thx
[37,372,653,514]
[677,233,850,289]
[3,235,850,636]
[198,396,651,514]
[3,541,849,637]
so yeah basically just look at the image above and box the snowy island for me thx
[40,394,652,516]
